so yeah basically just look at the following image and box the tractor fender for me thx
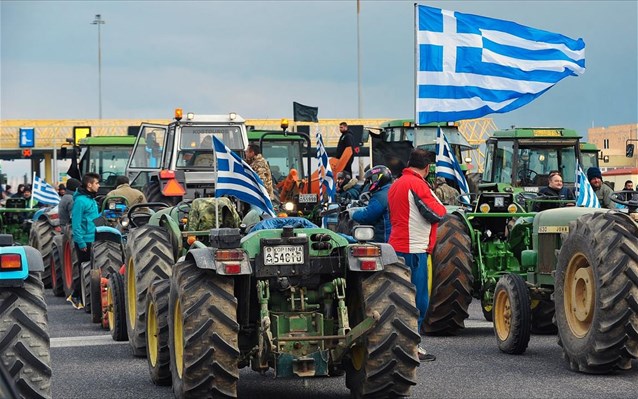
[0,246,44,284]
[33,206,61,227]
[94,226,123,244]
[185,247,252,275]
[449,209,476,246]
[160,213,181,262]
[347,243,399,272]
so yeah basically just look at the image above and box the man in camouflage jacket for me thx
[246,144,274,200]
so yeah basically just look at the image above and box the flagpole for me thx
[413,3,418,126]
[30,171,36,208]
[356,0,362,119]
[213,145,219,229]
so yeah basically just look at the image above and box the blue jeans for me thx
[397,252,429,332]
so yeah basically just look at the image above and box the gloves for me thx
[346,207,362,219]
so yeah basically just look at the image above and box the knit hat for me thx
[66,178,81,192]
[587,167,602,181]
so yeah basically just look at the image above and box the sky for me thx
[1,0,637,181]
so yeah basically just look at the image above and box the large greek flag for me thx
[435,127,470,205]
[575,163,600,208]
[316,130,335,202]
[416,4,585,124]
[32,175,60,205]
[213,137,276,217]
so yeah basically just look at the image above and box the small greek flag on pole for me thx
[213,137,276,217]
[32,175,60,205]
[415,4,585,124]
[316,130,335,203]
[575,163,600,208]
[435,127,470,205]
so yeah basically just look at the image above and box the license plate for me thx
[298,193,317,203]
[264,246,304,265]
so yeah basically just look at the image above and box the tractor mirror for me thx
[60,147,67,159]
[626,144,635,158]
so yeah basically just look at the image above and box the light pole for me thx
[91,14,105,119]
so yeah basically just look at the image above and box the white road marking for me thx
[51,335,128,348]
[464,319,493,328]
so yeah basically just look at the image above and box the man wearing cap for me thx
[587,167,615,209]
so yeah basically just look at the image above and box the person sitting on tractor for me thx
[587,167,615,209]
[533,171,575,212]
[107,176,147,209]
[335,171,360,202]
[349,165,393,243]
[434,177,461,206]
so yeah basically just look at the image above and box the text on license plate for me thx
[264,246,304,265]
[298,193,318,203]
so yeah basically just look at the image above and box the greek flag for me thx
[416,4,585,124]
[316,130,335,202]
[32,176,60,205]
[575,163,600,208]
[435,127,470,205]
[212,137,276,217]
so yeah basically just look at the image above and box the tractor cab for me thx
[76,136,138,195]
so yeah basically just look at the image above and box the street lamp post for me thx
[91,14,105,119]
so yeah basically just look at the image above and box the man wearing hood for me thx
[68,173,100,309]
[336,171,360,201]
[58,178,81,228]
[587,167,615,209]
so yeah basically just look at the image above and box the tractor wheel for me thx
[125,226,173,357]
[28,219,57,289]
[50,238,65,297]
[0,274,52,399]
[108,272,128,342]
[345,262,419,398]
[146,279,172,386]
[80,261,92,314]
[424,214,474,335]
[169,259,239,398]
[530,300,557,335]
[61,230,79,298]
[493,273,531,355]
[144,181,181,207]
[555,212,638,374]
[90,269,102,323]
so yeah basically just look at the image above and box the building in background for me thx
[588,123,638,169]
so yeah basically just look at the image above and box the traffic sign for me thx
[19,127,35,148]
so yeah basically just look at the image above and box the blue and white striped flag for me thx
[575,163,600,208]
[416,5,585,124]
[32,176,60,205]
[212,137,276,217]
[435,127,470,205]
[316,130,335,202]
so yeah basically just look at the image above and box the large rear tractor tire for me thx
[424,214,474,335]
[146,279,171,386]
[125,226,173,357]
[555,212,638,374]
[530,300,557,335]
[91,240,124,324]
[28,219,57,289]
[50,238,65,297]
[108,272,128,342]
[80,261,92,314]
[169,260,239,398]
[61,230,79,298]
[0,274,52,399]
[144,181,181,207]
[345,262,420,398]
[493,273,531,355]
[90,269,103,323]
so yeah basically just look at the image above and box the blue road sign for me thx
[19,128,35,148]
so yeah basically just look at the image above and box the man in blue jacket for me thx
[351,165,393,243]
[68,172,100,309]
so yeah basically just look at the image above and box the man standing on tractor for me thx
[68,173,100,309]
[107,176,147,208]
[387,149,446,362]
[587,167,616,209]
[336,122,355,175]
[245,144,274,200]
[350,165,392,243]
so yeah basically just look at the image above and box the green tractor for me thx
[121,196,420,396]
[427,127,638,373]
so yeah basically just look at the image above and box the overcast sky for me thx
[1,0,637,181]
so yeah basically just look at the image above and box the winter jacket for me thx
[388,168,446,254]
[58,191,75,226]
[593,182,616,209]
[533,186,574,212]
[107,184,146,208]
[71,188,99,249]
[352,184,391,242]
[336,178,361,202]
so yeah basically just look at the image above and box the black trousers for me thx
[72,242,92,297]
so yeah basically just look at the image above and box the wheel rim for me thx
[63,242,72,289]
[174,298,184,378]
[494,289,511,341]
[107,282,115,331]
[148,301,158,367]
[564,253,595,338]
[127,257,136,330]
[351,345,365,371]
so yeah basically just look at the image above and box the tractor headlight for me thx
[353,226,375,242]
[507,204,518,213]
[284,202,295,212]
[479,203,491,213]
[121,217,129,228]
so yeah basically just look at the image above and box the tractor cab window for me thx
[515,145,577,186]
[580,151,598,173]
[129,126,167,169]
[489,140,514,184]
[260,140,305,184]
[84,146,133,188]
[177,126,243,168]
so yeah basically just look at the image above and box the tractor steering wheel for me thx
[517,168,538,185]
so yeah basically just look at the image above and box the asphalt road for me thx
[48,291,637,399]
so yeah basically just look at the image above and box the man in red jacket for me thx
[388,148,446,361]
